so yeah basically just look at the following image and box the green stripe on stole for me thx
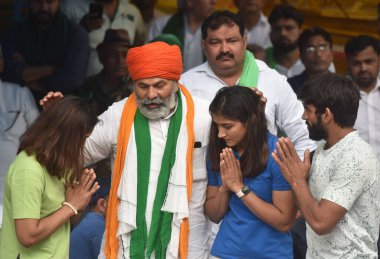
[130,92,183,259]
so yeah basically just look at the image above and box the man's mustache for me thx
[358,72,372,78]
[216,52,234,60]
[141,97,164,105]
[278,37,292,44]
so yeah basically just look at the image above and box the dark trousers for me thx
[292,218,307,259]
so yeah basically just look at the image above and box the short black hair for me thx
[299,27,333,55]
[268,4,303,27]
[345,35,380,57]
[299,73,360,128]
[201,10,245,40]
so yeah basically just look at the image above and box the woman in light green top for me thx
[0,96,100,259]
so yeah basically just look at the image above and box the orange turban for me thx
[126,41,183,81]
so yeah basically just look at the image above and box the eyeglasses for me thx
[305,44,330,54]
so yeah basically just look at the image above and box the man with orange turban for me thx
[41,41,211,259]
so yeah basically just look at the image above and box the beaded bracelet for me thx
[62,202,78,215]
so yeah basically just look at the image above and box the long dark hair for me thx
[209,86,268,178]
[18,96,99,183]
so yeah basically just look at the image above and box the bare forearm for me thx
[242,192,296,232]
[204,189,230,223]
[22,66,54,83]
[291,180,331,234]
[16,205,74,247]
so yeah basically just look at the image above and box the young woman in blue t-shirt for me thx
[205,86,296,258]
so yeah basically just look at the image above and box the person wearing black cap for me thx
[78,29,133,116]
[70,176,111,259]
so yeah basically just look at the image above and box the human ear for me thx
[321,108,332,124]
[96,198,107,215]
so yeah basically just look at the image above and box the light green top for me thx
[0,151,69,259]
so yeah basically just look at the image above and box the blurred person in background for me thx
[146,0,217,72]
[345,35,380,163]
[78,29,132,116]
[1,0,90,104]
[288,27,334,96]
[234,0,271,49]
[0,45,39,228]
[61,0,145,76]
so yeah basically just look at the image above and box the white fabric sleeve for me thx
[145,15,171,43]
[275,76,316,159]
[84,100,123,165]
[21,87,39,126]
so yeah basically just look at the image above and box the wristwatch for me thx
[236,185,251,199]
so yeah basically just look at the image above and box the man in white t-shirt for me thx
[273,73,380,258]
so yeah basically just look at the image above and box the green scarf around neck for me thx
[238,50,259,88]
[130,92,183,259]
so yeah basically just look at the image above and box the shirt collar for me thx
[193,59,266,83]
[375,78,380,91]
[359,78,380,95]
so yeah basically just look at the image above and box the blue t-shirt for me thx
[207,133,293,259]
[70,212,105,259]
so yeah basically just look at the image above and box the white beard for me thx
[136,89,177,120]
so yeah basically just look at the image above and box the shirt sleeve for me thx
[90,225,104,258]
[207,159,221,187]
[11,168,45,219]
[274,75,316,159]
[21,87,39,126]
[84,100,122,165]
[267,134,291,191]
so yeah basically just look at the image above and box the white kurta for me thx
[85,95,211,258]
